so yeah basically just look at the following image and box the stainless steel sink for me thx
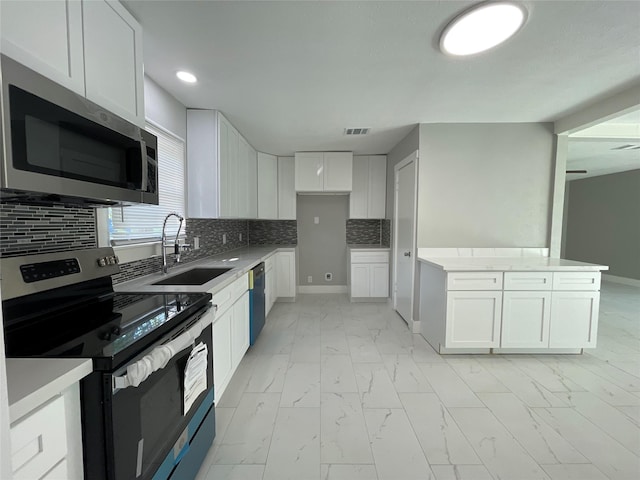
[152,267,232,286]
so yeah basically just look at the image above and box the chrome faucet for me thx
[161,212,184,274]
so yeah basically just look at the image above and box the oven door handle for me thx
[112,305,215,392]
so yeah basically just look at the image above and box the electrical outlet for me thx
[222,233,227,245]
[193,237,200,250]
[307,275,313,283]
[314,216,319,224]
[325,272,332,281]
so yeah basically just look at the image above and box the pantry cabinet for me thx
[350,155,387,219]
[187,110,257,219]
[295,152,353,192]
[1,0,145,126]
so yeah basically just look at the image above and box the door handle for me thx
[404,251,411,257]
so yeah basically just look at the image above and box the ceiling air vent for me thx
[611,144,640,150]
[344,128,370,135]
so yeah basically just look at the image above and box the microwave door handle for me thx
[112,305,215,392]
[140,138,148,192]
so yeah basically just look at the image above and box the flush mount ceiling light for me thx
[440,2,527,56]
[176,70,197,83]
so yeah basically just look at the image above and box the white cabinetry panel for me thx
[212,308,232,402]
[231,291,250,367]
[0,0,84,94]
[82,0,144,126]
[445,291,502,348]
[265,255,276,317]
[501,291,551,348]
[552,272,601,291]
[549,291,600,348]
[237,137,251,218]
[350,250,389,299]
[247,145,258,218]
[370,263,390,298]
[368,155,387,218]
[10,395,67,480]
[276,251,296,298]
[447,272,503,291]
[323,152,352,191]
[504,272,552,290]
[350,264,370,297]
[277,157,296,220]
[349,156,369,218]
[258,152,278,219]
[295,152,324,191]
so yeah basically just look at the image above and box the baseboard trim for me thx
[602,274,640,288]
[297,285,348,294]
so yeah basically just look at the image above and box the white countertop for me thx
[348,244,390,251]
[115,245,296,294]
[6,358,93,423]
[417,255,609,272]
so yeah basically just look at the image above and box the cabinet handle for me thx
[404,251,411,257]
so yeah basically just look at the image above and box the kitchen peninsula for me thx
[417,248,608,354]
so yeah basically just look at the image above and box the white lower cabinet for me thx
[350,250,389,299]
[211,274,249,402]
[10,395,67,480]
[445,291,502,348]
[276,251,296,298]
[265,254,276,317]
[549,291,600,348]
[501,291,551,348]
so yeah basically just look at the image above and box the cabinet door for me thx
[186,110,219,218]
[0,0,84,94]
[237,137,250,218]
[219,117,240,217]
[276,251,296,298]
[212,309,233,402]
[323,152,353,191]
[350,264,370,297]
[370,263,389,298]
[227,126,239,217]
[445,291,502,348]
[549,291,600,348]
[367,155,387,218]
[257,152,278,219]
[277,157,296,220]
[82,0,144,126]
[349,156,369,219]
[231,291,250,368]
[501,291,551,348]
[265,266,273,317]
[295,152,324,191]
[247,145,258,218]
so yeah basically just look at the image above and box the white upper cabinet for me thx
[83,0,144,126]
[187,110,256,218]
[257,152,278,219]
[295,152,324,191]
[295,152,353,192]
[277,157,296,220]
[350,155,386,219]
[1,0,145,127]
[0,0,85,94]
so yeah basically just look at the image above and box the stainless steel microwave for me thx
[0,54,158,206]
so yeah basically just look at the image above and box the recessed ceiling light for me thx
[176,71,197,83]
[440,2,527,56]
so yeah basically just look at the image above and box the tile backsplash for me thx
[346,219,382,245]
[0,203,96,257]
[248,220,297,245]
[382,219,391,247]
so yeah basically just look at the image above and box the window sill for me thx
[114,242,162,264]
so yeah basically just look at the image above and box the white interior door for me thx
[393,152,417,324]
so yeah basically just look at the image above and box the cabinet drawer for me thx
[504,272,553,290]
[553,272,601,291]
[447,272,503,290]
[351,251,389,264]
[11,395,67,480]
[212,273,249,315]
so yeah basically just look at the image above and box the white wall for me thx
[144,75,187,138]
[417,123,555,247]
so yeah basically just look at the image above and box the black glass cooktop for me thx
[3,284,211,370]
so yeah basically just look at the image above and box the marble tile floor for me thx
[196,282,640,480]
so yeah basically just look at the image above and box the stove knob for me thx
[111,326,121,336]
[99,331,112,341]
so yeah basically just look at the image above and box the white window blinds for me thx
[108,124,186,245]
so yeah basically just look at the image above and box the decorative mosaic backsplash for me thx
[346,219,382,245]
[0,203,96,257]
[248,220,297,245]
[382,219,391,247]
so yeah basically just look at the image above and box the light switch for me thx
[314,216,319,224]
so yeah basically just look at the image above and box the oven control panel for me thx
[20,258,81,283]
[97,255,119,267]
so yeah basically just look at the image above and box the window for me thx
[107,123,186,245]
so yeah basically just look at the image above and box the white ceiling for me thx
[123,0,640,156]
